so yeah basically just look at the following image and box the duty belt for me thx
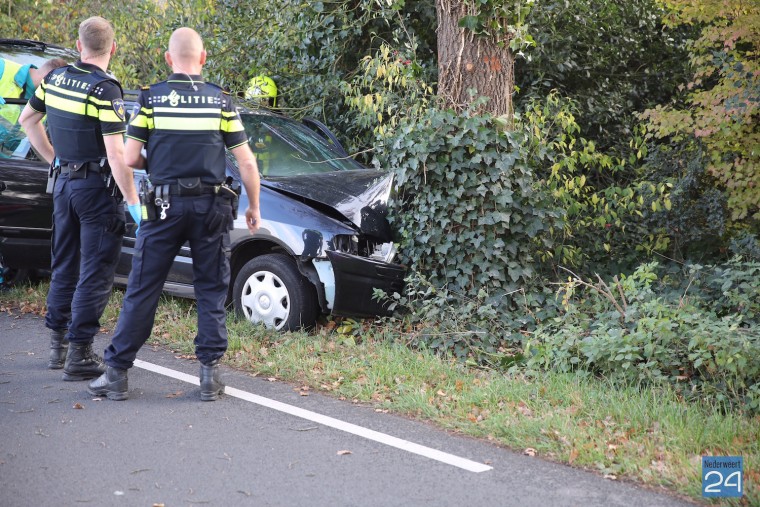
[58,161,103,176]
[165,182,219,196]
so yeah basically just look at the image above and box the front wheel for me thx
[232,254,318,331]
[0,263,29,288]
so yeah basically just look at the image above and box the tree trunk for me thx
[436,0,514,118]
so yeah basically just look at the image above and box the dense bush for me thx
[369,105,563,356]
[525,262,760,412]
[377,105,560,295]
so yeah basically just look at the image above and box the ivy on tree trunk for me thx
[436,0,515,118]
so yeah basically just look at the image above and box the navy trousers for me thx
[103,195,231,369]
[45,171,124,344]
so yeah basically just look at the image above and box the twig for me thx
[559,266,626,320]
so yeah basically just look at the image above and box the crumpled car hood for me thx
[261,170,394,242]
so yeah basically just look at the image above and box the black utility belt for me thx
[164,183,219,196]
[140,177,239,225]
[47,160,121,202]
[58,161,103,177]
[154,177,220,197]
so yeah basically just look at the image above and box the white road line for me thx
[134,359,493,473]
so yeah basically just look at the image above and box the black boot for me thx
[62,342,106,381]
[200,360,225,401]
[88,366,128,401]
[48,330,69,369]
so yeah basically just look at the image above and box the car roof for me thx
[0,39,78,67]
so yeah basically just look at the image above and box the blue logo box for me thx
[702,456,743,497]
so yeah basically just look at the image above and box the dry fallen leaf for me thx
[267,377,277,382]
[568,448,579,464]
[337,450,352,456]
[165,391,184,398]
[604,474,618,480]
[517,401,533,417]
[72,403,84,410]
[523,448,537,457]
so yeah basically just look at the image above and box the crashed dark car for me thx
[0,39,406,330]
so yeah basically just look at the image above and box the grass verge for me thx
[2,282,757,505]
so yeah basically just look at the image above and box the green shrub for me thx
[525,262,760,413]
[377,105,560,297]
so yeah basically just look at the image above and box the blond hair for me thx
[78,16,114,57]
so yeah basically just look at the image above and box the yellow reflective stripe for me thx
[129,113,152,129]
[153,116,221,130]
[221,110,238,118]
[153,107,221,115]
[88,96,115,106]
[227,140,248,149]
[221,118,244,133]
[47,85,121,112]
[46,84,89,101]
[126,133,147,143]
[34,81,46,100]
[71,64,92,74]
[99,109,121,122]
[44,93,98,117]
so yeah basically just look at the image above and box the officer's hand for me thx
[245,207,260,234]
[127,203,142,237]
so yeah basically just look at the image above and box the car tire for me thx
[0,265,29,288]
[232,254,318,331]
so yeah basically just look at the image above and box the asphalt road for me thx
[0,311,698,507]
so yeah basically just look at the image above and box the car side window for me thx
[0,103,37,160]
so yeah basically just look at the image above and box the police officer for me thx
[19,17,140,379]
[88,27,261,401]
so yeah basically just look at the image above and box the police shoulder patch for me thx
[112,98,125,121]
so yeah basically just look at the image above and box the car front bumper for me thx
[325,250,406,318]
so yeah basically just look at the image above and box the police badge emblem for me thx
[112,98,125,120]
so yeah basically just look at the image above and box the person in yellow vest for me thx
[1,57,67,154]
[244,75,277,175]
[0,57,67,106]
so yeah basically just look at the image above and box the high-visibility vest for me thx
[0,59,35,125]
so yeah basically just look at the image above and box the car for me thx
[0,39,406,330]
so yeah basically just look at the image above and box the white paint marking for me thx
[134,359,492,473]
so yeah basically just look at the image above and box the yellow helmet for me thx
[245,75,277,107]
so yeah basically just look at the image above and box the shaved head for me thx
[168,27,204,64]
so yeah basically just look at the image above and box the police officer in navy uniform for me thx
[89,27,261,401]
[19,17,140,380]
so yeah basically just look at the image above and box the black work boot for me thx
[48,330,69,369]
[88,366,128,401]
[62,342,106,381]
[200,360,225,401]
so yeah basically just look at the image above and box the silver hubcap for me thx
[240,271,290,330]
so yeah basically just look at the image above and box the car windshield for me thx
[237,114,361,177]
[0,103,36,159]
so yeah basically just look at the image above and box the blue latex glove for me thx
[127,203,142,237]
